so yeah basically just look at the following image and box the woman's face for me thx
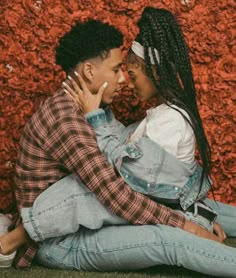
[126,62,158,102]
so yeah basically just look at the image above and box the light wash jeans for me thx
[21,175,236,277]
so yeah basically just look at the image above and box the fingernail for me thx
[68,75,72,80]
[103,82,108,88]
[62,81,67,86]
[74,71,79,76]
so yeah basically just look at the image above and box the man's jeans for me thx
[21,175,236,277]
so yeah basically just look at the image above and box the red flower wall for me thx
[1,0,235,212]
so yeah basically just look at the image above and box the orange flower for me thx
[215,55,236,81]
[0,0,235,211]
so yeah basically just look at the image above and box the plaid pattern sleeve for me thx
[14,91,185,269]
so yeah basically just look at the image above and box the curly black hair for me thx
[56,19,123,73]
[128,7,212,192]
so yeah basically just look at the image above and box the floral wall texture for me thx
[1,0,235,212]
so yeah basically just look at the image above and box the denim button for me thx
[126,144,142,158]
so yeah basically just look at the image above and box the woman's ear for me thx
[81,62,95,82]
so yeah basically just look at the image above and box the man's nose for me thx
[118,70,126,83]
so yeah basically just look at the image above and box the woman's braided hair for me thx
[131,7,212,188]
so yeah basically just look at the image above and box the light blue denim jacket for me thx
[85,107,211,210]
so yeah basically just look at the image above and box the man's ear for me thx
[81,62,95,82]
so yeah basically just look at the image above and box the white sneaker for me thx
[0,251,16,268]
[0,214,16,268]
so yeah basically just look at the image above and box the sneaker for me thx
[0,214,16,268]
[0,251,16,268]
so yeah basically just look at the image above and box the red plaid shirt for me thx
[14,89,185,269]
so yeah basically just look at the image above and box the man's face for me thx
[92,48,125,105]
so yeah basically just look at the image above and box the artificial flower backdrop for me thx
[1,0,235,212]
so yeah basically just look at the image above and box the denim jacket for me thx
[85,108,211,210]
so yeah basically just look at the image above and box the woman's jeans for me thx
[21,175,236,277]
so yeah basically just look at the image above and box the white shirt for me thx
[129,104,195,163]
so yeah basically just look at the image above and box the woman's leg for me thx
[21,175,127,242]
[204,198,236,236]
[36,224,236,277]
[0,174,127,256]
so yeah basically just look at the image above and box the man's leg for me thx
[204,198,236,236]
[21,175,127,242]
[35,224,236,277]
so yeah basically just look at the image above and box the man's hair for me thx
[56,19,123,73]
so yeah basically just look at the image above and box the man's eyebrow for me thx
[113,62,124,69]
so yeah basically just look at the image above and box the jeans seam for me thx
[79,241,236,264]
[28,208,45,241]
[34,193,93,216]
[162,241,236,264]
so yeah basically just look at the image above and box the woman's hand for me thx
[63,71,108,113]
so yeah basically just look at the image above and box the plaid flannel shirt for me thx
[14,89,185,269]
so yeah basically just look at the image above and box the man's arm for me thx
[44,111,185,228]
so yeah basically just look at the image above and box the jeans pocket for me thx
[36,237,80,270]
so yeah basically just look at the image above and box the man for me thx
[0,20,235,277]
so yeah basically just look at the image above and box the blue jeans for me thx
[21,176,236,277]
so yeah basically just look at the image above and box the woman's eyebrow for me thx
[128,70,135,75]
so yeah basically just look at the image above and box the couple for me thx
[0,7,236,277]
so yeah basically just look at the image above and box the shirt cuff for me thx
[104,107,114,123]
[85,109,108,128]
[167,209,186,229]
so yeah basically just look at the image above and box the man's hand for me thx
[63,72,108,113]
[183,220,225,243]
[213,222,227,241]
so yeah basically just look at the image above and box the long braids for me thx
[137,7,212,188]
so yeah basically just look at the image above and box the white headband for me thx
[131,40,160,65]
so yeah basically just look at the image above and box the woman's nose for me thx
[127,81,134,89]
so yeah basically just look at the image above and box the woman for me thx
[65,7,234,234]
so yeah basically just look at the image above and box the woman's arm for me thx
[85,108,142,170]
